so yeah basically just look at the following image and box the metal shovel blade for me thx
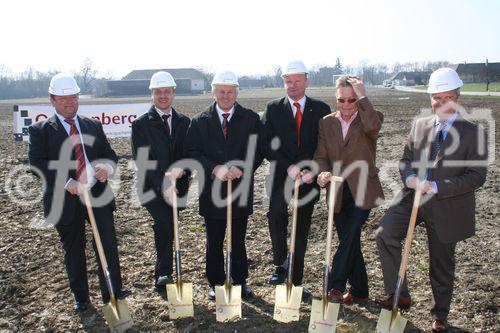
[376,309,407,333]
[215,284,242,322]
[102,299,134,333]
[273,283,303,323]
[308,298,340,333]
[166,281,194,319]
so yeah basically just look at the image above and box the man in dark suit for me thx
[131,71,191,292]
[261,60,331,296]
[184,71,262,300]
[314,75,384,305]
[28,73,129,312]
[375,68,488,331]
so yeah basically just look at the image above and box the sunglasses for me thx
[337,98,357,104]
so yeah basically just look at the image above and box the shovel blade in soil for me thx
[166,282,194,319]
[102,299,134,333]
[376,308,407,333]
[215,284,242,322]
[273,283,302,323]
[308,298,340,332]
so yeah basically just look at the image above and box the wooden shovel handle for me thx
[225,179,233,286]
[398,189,422,279]
[323,176,344,298]
[82,189,115,302]
[165,172,180,251]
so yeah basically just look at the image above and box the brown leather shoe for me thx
[432,319,447,331]
[374,294,412,310]
[343,292,368,305]
[327,289,343,303]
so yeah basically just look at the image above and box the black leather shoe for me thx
[241,284,254,300]
[208,286,216,301]
[269,267,287,285]
[156,275,173,286]
[102,288,132,304]
[302,287,312,302]
[74,299,90,313]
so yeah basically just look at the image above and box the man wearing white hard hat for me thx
[131,71,191,292]
[28,73,130,312]
[184,70,263,300]
[261,60,331,298]
[375,68,488,331]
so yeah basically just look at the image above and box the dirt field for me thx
[0,88,498,332]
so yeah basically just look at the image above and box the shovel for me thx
[376,188,423,333]
[82,188,133,333]
[274,177,303,323]
[309,176,344,333]
[215,178,242,322]
[164,173,194,319]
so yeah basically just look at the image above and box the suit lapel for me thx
[435,113,462,163]
[48,115,69,148]
[284,98,298,147]
[209,103,227,144]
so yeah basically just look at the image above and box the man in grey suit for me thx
[375,68,488,331]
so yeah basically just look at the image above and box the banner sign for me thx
[13,103,151,141]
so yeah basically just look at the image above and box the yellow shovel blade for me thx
[273,284,303,323]
[215,284,242,322]
[376,308,408,333]
[308,298,340,333]
[102,299,134,333]
[166,282,194,319]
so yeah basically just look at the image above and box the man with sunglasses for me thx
[314,75,384,305]
[261,60,331,300]
[375,68,488,331]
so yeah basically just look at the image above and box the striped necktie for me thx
[222,113,230,138]
[64,118,87,183]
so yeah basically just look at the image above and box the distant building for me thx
[238,76,265,89]
[107,68,207,96]
[390,71,431,86]
[452,62,500,83]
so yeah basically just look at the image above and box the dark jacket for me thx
[184,102,263,219]
[28,115,118,226]
[261,96,331,202]
[131,106,190,207]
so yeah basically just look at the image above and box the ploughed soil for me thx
[0,88,498,332]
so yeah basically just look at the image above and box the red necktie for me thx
[294,102,303,146]
[64,118,87,183]
[162,114,171,136]
[222,113,230,138]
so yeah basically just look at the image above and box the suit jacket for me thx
[261,95,331,202]
[28,114,118,226]
[184,102,263,219]
[400,113,487,243]
[314,97,384,211]
[131,106,190,207]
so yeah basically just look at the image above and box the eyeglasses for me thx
[337,98,357,104]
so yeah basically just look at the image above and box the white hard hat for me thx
[281,60,308,77]
[211,70,239,87]
[149,71,177,89]
[48,73,80,96]
[427,68,463,94]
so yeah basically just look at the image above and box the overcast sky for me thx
[2,0,498,78]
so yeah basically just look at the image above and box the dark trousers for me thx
[376,192,457,322]
[329,184,370,297]
[267,187,315,285]
[145,199,174,282]
[205,217,249,287]
[55,203,123,302]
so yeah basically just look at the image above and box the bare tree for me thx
[76,58,97,95]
